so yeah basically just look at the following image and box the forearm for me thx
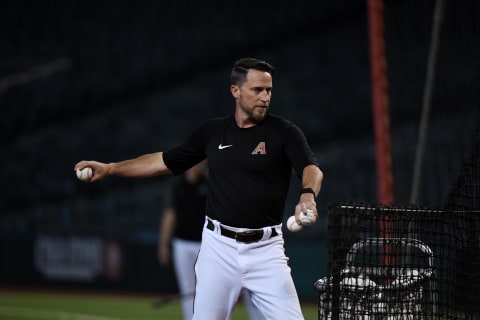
[108,152,170,178]
[75,152,170,182]
[294,164,323,222]
[158,209,175,265]
[301,164,323,196]
[159,209,175,244]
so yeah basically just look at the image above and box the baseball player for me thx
[158,161,264,320]
[158,161,208,319]
[75,57,323,320]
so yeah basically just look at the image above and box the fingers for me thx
[294,200,318,224]
[74,160,92,171]
[74,161,104,183]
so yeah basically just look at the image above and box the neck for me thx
[234,110,258,129]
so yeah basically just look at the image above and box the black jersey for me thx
[163,114,319,228]
[166,174,208,241]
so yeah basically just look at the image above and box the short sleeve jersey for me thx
[165,174,208,241]
[163,114,319,228]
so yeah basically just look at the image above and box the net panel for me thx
[317,119,480,318]
[445,121,480,210]
[317,204,480,319]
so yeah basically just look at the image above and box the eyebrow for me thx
[252,86,272,90]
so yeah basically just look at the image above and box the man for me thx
[158,160,265,320]
[75,57,323,319]
[158,161,208,320]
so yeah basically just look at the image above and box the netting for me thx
[317,204,480,319]
[316,116,480,319]
[317,124,480,319]
[314,1,480,316]
[445,121,480,210]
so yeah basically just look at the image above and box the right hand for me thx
[74,160,110,183]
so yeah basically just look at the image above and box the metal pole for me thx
[409,0,445,205]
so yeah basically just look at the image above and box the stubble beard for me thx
[243,105,268,124]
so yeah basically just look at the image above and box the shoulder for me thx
[203,115,233,126]
[195,115,233,132]
[265,114,302,133]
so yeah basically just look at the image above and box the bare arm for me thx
[294,164,324,223]
[158,208,176,266]
[74,152,171,182]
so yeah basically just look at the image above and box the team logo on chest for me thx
[251,141,267,155]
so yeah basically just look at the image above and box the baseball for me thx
[287,215,303,232]
[341,276,376,288]
[76,167,93,181]
[299,209,317,226]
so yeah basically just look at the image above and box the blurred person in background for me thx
[158,161,264,320]
[158,161,207,319]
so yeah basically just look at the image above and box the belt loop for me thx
[204,216,209,229]
[261,227,272,241]
[206,216,220,234]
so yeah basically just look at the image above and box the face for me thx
[231,69,272,125]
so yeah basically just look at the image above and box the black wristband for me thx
[300,187,316,198]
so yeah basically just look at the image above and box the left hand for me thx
[294,193,318,224]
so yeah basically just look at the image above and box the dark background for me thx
[1,0,478,300]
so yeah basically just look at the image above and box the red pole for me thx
[367,0,394,207]
[367,0,395,272]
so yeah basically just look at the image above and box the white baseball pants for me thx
[192,217,304,320]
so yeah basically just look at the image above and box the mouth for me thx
[255,106,268,113]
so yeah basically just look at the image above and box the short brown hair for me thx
[230,58,275,86]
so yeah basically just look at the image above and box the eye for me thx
[253,88,272,94]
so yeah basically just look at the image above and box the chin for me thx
[256,109,268,119]
[252,113,267,123]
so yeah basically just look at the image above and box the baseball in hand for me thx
[299,209,317,226]
[287,215,303,232]
[76,167,93,181]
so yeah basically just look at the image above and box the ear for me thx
[230,85,239,99]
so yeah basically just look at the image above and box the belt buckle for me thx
[235,230,262,243]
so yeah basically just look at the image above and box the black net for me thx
[317,203,480,319]
[445,121,480,211]
[316,110,480,319]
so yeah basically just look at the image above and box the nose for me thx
[261,90,270,103]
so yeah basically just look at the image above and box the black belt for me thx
[206,219,278,244]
